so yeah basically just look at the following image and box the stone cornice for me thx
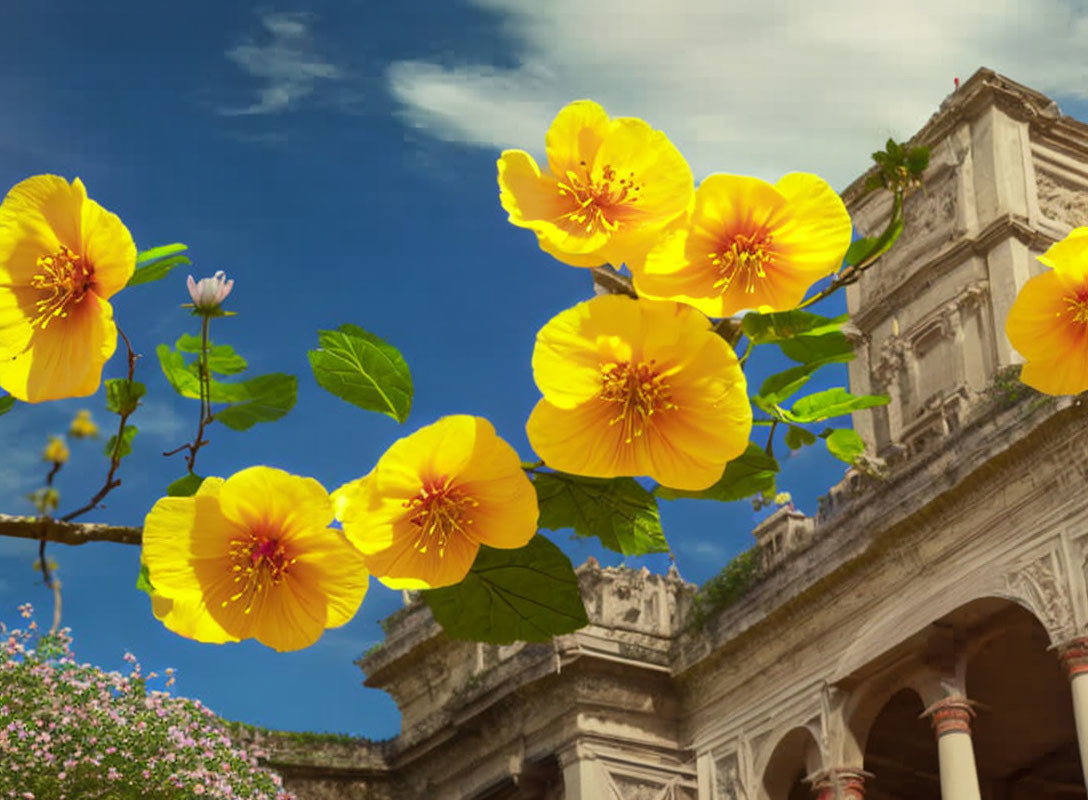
[852,213,1059,331]
[842,67,1088,204]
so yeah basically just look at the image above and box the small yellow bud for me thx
[42,436,69,465]
[773,491,793,506]
[68,409,99,439]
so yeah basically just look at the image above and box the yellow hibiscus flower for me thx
[497,100,693,268]
[0,175,136,402]
[526,295,752,491]
[335,415,538,590]
[1006,227,1088,395]
[631,173,852,316]
[141,466,369,652]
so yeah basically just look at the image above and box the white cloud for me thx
[221,12,342,116]
[387,0,1088,187]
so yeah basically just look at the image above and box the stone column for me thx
[558,743,610,800]
[809,767,869,799]
[924,697,981,800]
[1058,637,1088,788]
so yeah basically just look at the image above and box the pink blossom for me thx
[186,271,234,312]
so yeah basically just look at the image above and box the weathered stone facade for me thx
[268,70,1088,798]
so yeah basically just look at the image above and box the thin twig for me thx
[38,460,63,588]
[0,515,141,546]
[60,327,139,523]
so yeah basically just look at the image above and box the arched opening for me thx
[760,726,819,800]
[966,603,1084,798]
[862,687,939,799]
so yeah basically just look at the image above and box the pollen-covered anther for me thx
[225,533,293,611]
[710,231,775,293]
[556,162,642,234]
[1065,294,1088,324]
[403,483,478,555]
[29,246,93,329]
[599,360,676,442]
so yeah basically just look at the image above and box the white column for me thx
[924,697,981,800]
[558,743,610,800]
[1059,638,1088,789]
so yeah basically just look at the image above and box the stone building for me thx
[263,69,1088,799]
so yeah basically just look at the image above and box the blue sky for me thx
[2,1,1088,740]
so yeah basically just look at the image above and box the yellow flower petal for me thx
[0,175,81,284]
[498,101,693,268]
[0,175,134,402]
[217,466,334,539]
[337,415,537,589]
[634,172,851,316]
[141,467,368,652]
[151,591,238,645]
[527,295,752,490]
[544,99,610,178]
[81,189,137,299]
[0,292,117,402]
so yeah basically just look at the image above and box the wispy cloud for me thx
[221,12,343,117]
[387,0,1088,187]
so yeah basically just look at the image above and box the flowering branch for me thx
[60,327,139,524]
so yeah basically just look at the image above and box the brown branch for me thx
[61,327,139,523]
[0,514,141,546]
[590,266,637,298]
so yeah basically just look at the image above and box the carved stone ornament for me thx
[1004,548,1075,642]
[714,752,749,800]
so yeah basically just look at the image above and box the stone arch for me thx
[757,726,822,800]
[836,594,1064,766]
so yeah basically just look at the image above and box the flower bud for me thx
[68,409,98,439]
[186,271,234,314]
[42,436,69,465]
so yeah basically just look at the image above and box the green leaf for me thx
[166,473,204,497]
[755,361,826,409]
[158,344,297,430]
[136,243,188,264]
[742,310,846,344]
[784,425,817,451]
[104,425,138,460]
[308,324,413,423]
[534,472,667,556]
[824,428,866,463]
[175,335,248,376]
[907,146,930,176]
[0,395,14,416]
[656,443,779,502]
[212,374,298,431]
[127,243,191,288]
[136,563,154,597]
[786,388,889,424]
[777,332,854,365]
[105,378,146,416]
[423,536,588,644]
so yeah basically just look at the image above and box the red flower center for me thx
[403,482,478,555]
[599,360,676,442]
[710,230,775,293]
[30,246,94,329]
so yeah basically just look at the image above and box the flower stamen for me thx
[599,360,676,442]
[1065,294,1088,324]
[225,532,295,614]
[710,231,775,294]
[29,246,93,329]
[403,482,478,556]
[556,161,642,234]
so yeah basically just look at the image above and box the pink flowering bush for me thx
[0,604,294,800]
